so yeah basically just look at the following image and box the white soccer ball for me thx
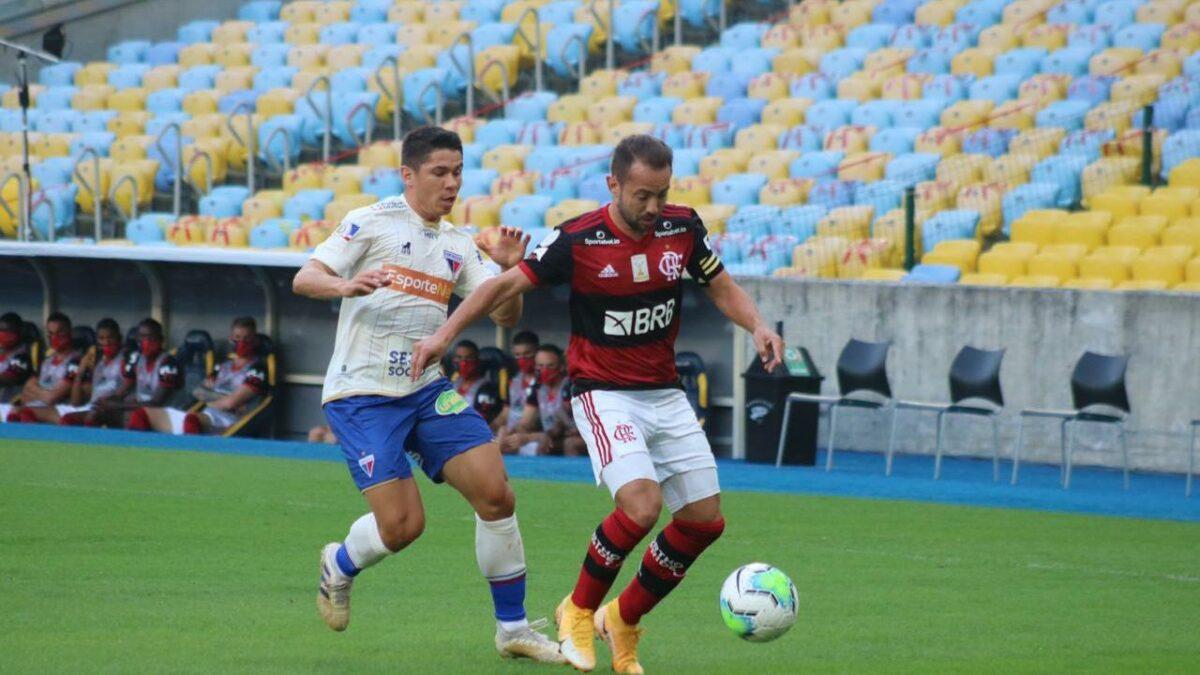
[719,562,799,642]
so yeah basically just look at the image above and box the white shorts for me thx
[0,403,9,422]
[164,407,239,435]
[572,387,719,513]
[56,404,92,416]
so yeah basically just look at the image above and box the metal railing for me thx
[585,0,616,70]
[303,75,333,162]
[560,31,589,82]
[446,30,476,116]
[108,173,140,229]
[224,102,257,192]
[152,121,183,217]
[633,3,662,57]
[476,58,512,116]
[71,148,103,241]
[261,125,294,175]
[415,78,446,126]
[344,99,376,149]
[185,149,215,196]
[0,171,30,241]
[372,55,403,139]
[29,189,57,242]
[512,6,544,92]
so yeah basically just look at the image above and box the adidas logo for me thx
[598,264,618,279]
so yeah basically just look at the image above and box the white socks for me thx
[343,512,393,572]
[477,513,529,630]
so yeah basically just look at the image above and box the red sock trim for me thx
[127,407,150,431]
[617,517,725,625]
[182,413,202,435]
[17,408,38,423]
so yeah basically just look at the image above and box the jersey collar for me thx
[402,194,445,231]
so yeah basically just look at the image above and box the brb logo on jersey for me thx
[602,299,676,337]
[658,251,683,281]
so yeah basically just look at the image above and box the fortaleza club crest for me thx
[444,250,463,274]
[341,222,361,241]
[435,390,469,415]
[357,453,376,478]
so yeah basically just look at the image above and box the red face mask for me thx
[101,342,121,358]
[233,338,256,359]
[140,338,162,359]
[458,358,479,381]
[537,365,560,386]
[0,330,18,350]
[516,356,535,374]
[50,334,72,354]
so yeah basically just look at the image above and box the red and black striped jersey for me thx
[517,204,724,393]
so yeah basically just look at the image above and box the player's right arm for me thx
[292,215,389,300]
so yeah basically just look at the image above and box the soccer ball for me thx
[719,562,798,642]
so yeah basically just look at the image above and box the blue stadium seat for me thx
[1185,53,1200,80]
[1036,100,1093,131]
[685,124,734,151]
[1059,129,1114,160]
[108,64,150,90]
[472,23,518,50]
[74,111,117,133]
[146,41,183,66]
[1144,96,1189,132]
[807,180,858,209]
[820,49,869,80]
[1093,1,1138,27]
[781,204,825,239]
[254,66,297,92]
[692,46,737,74]
[1031,155,1089,208]
[34,109,81,133]
[505,91,557,122]
[363,45,406,71]
[1068,24,1112,53]
[805,99,858,133]
[1112,23,1164,51]
[855,180,905,215]
[362,169,403,200]
[848,23,899,51]
[545,24,593,78]
[108,40,151,65]
[922,74,969,102]
[904,264,960,283]
[851,100,899,128]
[462,0,508,24]
[922,209,980,249]
[358,23,399,46]
[461,169,500,198]
[351,0,394,23]
[650,123,687,148]
[477,119,526,148]
[403,68,451,118]
[894,99,947,127]
[962,128,1015,157]
[538,169,581,201]
[617,71,665,99]
[70,131,116,157]
[955,0,1004,25]
[320,22,362,46]
[1002,183,1061,234]
[38,62,81,87]
[177,20,219,45]
[1048,0,1092,24]
[258,114,304,166]
[885,153,941,184]
[968,75,1022,104]
[874,0,920,24]
[996,48,1049,79]
[578,173,611,203]
[283,190,335,222]
[332,67,371,93]
[727,205,777,238]
[252,43,291,68]
[906,48,952,75]
[30,184,77,239]
[200,186,252,218]
[730,48,780,79]
[32,157,76,187]
[712,174,769,207]
[613,1,660,53]
[706,72,751,100]
[721,22,768,49]
[246,21,288,44]
[790,73,835,101]
[672,148,709,176]
[36,87,76,111]
[778,125,824,152]
[1066,75,1114,105]
[716,98,766,131]
[179,65,221,92]
[501,195,555,230]
[515,120,560,146]
[634,97,681,124]
[239,1,281,22]
[250,221,291,248]
[218,90,259,115]
[933,23,981,53]
[539,1,582,26]
[462,143,485,170]
[891,24,933,49]
[678,0,722,27]
[144,112,190,139]
[562,146,612,177]
[436,45,473,93]
[127,213,169,245]
[523,145,566,175]
[790,151,845,179]
[1163,131,1200,178]
[869,127,923,154]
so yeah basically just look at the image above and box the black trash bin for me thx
[743,344,823,466]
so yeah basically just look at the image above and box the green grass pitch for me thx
[2,440,1198,673]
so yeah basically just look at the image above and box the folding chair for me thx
[888,346,1005,480]
[774,339,894,471]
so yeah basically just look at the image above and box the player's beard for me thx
[616,198,652,236]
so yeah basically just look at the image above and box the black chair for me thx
[888,346,1005,480]
[72,326,96,353]
[675,351,709,428]
[174,330,215,409]
[124,326,140,355]
[1013,351,1131,490]
[478,346,510,394]
[775,338,894,471]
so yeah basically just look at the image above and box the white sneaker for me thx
[495,618,567,664]
[317,542,353,631]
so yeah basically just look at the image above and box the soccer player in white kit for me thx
[291,126,562,663]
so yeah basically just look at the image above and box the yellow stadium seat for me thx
[242,190,286,225]
[1079,252,1133,285]
[204,217,250,247]
[396,24,431,48]
[956,183,1005,236]
[396,45,439,73]
[451,195,505,228]
[546,94,589,123]
[1106,220,1157,249]
[1174,281,1200,292]
[990,242,1039,258]
[915,0,958,26]
[481,145,530,174]
[71,85,114,111]
[110,159,158,214]
[1082,158,1141,205]
[761,98,811,127]
[1116,279,1169,291]
[212,20,253,45]
[748,73,789,101]
[836,72,884,102]
[881,74,926,101]
[1136,0,1183,23]
[1111,74,1168,107]
[1146,244,1194,263]
[699,148,751,181]
[325,44,366,70]
[951,48,997,77]
[1132,252,1184,285]
[182,138,229,190]
[491,171,537,199]
[872,209,922,262]
[110,135,149,162]
[430,21,479,49]
[288,45,329,70]
[544,199,601,228]
[283,163,328,196]
[734,124,784,152]
[771,48,819,77]
[672,97,723,125]
[142,65,180,91]
[1186,257,1200,283]
[587,96,636,126]
[913,127,960,157]
[217,112,257,171]
[836,240,891,279]
[921,249,976,274]
[829,0,873,30]
[761,24,800,50]
[425,0,461,22]
[324,193,377,223]
[759,178,812,207]
[914,179,958,211]
[215,42,254,68]
[1168,159,1200,189]
[1053,212,1109,250]
[284,20,321,44]
[1162,221,1200,250]
[941,100,994,131]
[838,151,890,182]
[1064,277,1115,290]
[692,203,735,233]
[982,153,1036,186]
[324,165,371,197]
[602,122,653,145]
[1018,74,1070,104]
[959,272,1009,286]
[178,43,218,68]
[1028,251,1078,282]
[168,215,213,245]
[797,25,843,50]
[476,45,521,92]
[1136,49,1181,78]
[819,206,875,241]
[661,72,709,99]
[280,1,319,22]
[577,70,623,100]
[988,100,1039,130]
[288,220,333,249]
[180,89,217,117]
[1021,23,1069,50]
[825,126,874,153]
[1162,24,1200,52]
[977,24,1019,52]
[441,117,483,145]
[313,0,352,24]
[746,149,798,179]
[1009,127,1066,159]
[1089,186,1149,219]
[72,157,111,213]
[74,62,117,86]
[651,46,701,75]
[1009,275,1062,288]
[107,87,147,113]
[671,176,712,208]
[1141,191,1193,222]
[215,67,257,95]
[790,0,834,25]
[1090,48,1144,77]
[861,268,908,282]
[1011,209,1068,246]
[31,133,69,158]
[557,121,601,146]
[977,250,1027,280]
[1085,100,1141,133]
[256,88,299,117]
[864,48,913,78]
[387,0,423,24]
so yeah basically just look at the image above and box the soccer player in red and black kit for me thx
[412,135,784,673]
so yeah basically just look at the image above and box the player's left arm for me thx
[208,362,268,412]
[465,226,532,328]
[35,357,80,405]
[143,356,182,406]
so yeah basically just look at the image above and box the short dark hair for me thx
[455,339,479,356]
[232,316,257,333]
[46,311,71,330]
[0,312,22,331]
[536,344,563,360]
[611,134,673,183]
[401,126,463,170]
[512,331,539,348]
[138,318,164,340]
[96,318,120,336]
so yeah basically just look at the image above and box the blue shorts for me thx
[324,379,494,491]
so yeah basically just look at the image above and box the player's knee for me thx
[620,494,663,530]
[475,481,515,520]
[377,511,425,550]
